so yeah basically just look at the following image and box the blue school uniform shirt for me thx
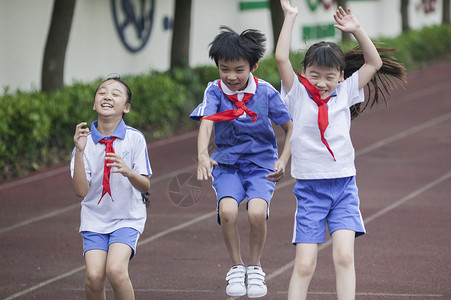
[70,119,152,234]
[190,73,291,170]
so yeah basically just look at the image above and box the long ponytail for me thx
[344,45,407,120]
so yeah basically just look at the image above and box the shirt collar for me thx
[220,73,256,96]
[305,89,337,99]
[91,119,127,144]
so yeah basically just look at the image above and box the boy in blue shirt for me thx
[71,76,151,300]
[190,26,293,298]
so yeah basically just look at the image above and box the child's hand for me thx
[266,159,286,182]
[106,153,133,177]
[74,122,89,151]
[280,0,298,15]
[197,156,218,181]
[333,6,360,33]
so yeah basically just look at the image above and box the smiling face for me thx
[93,79,130,119]
[218,58,258,91]
[302,65,344,100]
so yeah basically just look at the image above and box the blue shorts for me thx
[292,176,366,244]
[81,227,140,260]
[211,160,276,224]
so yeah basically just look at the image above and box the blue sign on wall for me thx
[111,0,155,53]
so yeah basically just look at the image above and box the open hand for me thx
[197,157,218,181]
[266,159,286,182]
[280,0,298,15]
[74,122,89,151]
[334,6,360,33]
[106,153,133,177]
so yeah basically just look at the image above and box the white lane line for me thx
[2,78,448,193]
[9,170,449,300]
[3,114,449,298]
[276,291,444,297]
[65,287,216,293]
[0,167,68,191]
[2,106,450,233]
[356,111,451,156]
[3,266,86,300]
[0,203,80,234]
[3,212,217,300]
[0,130,197,192]
[226,170,451,300]
[0,164,197,234]
[3,84,451,298]
[137,211,216,246]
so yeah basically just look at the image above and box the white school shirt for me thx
[70,119,152,234]
[281,71,364,179]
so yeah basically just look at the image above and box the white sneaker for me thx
[225,264,246,297]
[246,265,267,298]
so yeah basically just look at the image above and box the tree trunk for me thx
[443,0,450,24]
[170,0,192,69]
[270,0,284,54]
[401,0,410,32]
[336,0,352,42]
[41,0,76,92]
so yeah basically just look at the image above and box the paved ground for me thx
[1,60,451,300]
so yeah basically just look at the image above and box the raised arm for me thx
[72,122,90,198]
[334,6,383,89]
[275,0,298,93]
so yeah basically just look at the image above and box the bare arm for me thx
[72,122,90,198]
[275,0,298,93]
[197,119,218,180]
[266,120,293,182]
[334,6,383,89]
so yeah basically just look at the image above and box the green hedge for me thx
[1,24,451,179]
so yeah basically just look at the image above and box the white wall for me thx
[0,0,446,92]
[0,0,53,91]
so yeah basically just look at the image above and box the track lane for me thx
[1,61,450,299]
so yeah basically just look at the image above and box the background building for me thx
[0,0,444,92]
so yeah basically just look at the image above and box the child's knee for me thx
[106,262,129,285]
[247,198,267,226]
[247,209,266,226]
[219,198,238,224]
[85,268,106,290]
[293,257,316,278]
[333,250,354,269]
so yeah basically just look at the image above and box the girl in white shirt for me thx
[275,1,405,299]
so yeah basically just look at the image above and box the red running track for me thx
[1,60,451,300]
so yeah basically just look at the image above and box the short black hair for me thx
[302,41,345,72]
[209,26,266,68]
[95,74,132,104]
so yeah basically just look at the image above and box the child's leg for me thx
[332,229,356,300]
[106,243,134,300]
[84,250,108,300]
[219,197,243,265]
[247,198,268,265]
[288,243,318,300]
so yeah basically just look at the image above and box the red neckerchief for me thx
[201,76,258,123]
[98,137,117,204]
[296,70,336,161]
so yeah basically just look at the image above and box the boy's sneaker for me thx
[225,264,246,297]
[246,265,267,298]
